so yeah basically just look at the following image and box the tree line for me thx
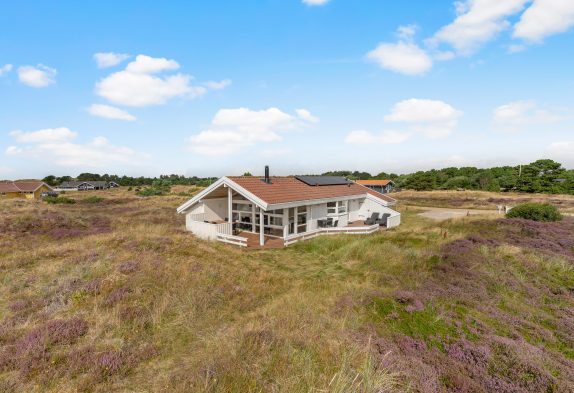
[42,173,218,188]
[42,159,574,195]
[323,159,574,194]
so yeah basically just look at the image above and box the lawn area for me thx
[1,188,573,392]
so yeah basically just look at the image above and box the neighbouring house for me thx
[0,180,53,199]
[177,167,401,248]
[355,179,395,194]
[58,181,115,191]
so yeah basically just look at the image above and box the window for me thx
[328,201,347,215]
[327,202,336,214]
[297,208,307,233]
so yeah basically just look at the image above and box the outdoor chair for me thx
[365,213,380,225]
[377,213,391,227]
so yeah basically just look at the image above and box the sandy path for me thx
[410,206,500,221]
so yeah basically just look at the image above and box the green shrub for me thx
[82,196,103,204]
[506,203,562,222]
[44,196,76,205]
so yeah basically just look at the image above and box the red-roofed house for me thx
[177,167,400,248]
[355,179,395,194]
[0,180,53,199]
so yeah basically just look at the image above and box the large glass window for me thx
[297,206,307,233]
[327,202,336,214]
[327,201,347,215]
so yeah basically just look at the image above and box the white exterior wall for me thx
[358,198,400,227]
[203,198,227,221]
[185,214,232,240]
[348,199,362,222]
[309,203,328,231]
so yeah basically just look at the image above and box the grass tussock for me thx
[1,189,574,392]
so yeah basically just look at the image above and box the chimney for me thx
[263,165,271,184]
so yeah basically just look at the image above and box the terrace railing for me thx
[284,223,380,247]
[216,233,248,248]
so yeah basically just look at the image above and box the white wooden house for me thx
[177,168,401,248]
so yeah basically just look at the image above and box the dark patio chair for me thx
[332,220,339,228]
[377,213,391,227]
[365,213,380,225]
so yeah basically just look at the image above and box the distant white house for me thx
[177,167,401,248]
[57,181,119,191]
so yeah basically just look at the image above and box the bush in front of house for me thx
[506,203,562,222]
[44,196,76,205]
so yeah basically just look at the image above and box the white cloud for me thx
[296,109,320,123]
[493,100,566,131]
[94,52,130,68]
[9,127,77,143]
[18,64,57,87]
[6,127,144,167]
[88,104,136,121]
[345,130,411,144]
[367,25,433,76]
[429,0,530,55]
[95,54,219,107]
[513,0,574,42]
[125,55,180,74]
[0,64,12,76]
[188,107,316,156]
[204,79,232,90]
[302,0,331,5]
[384,98,462,138]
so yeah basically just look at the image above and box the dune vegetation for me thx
[1,188,573,392]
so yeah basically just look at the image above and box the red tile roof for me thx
[14,181,48,192]
[228,176,396,205]
[356,179,392,186]
[0,180,50,193]
[0,182,22,193]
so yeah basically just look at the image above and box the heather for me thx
[1,188,573,392]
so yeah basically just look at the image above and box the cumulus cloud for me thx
[88,104,136,121]
[9,127,77,143]
[6,127,144,167]
[345,130,411,145]
[188,107,317,156]
[367,25,433,76]
[296,108,320,123]
[95,54,226,107]
[429,0,530,55]
[204,79,232,90]
[302,0,331,5]
[493,100,567,131]
[124,55,179,74]
[94,52,130,68]
[514,0,574,42]
[385,98,462,138]
[18,64,57,87]
[0,64,12,76]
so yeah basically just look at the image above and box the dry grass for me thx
[1,188,573,392]
[394,190,574,213]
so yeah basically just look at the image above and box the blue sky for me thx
[1,0,574,179]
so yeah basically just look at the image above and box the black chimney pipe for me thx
[264,165,270,183]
